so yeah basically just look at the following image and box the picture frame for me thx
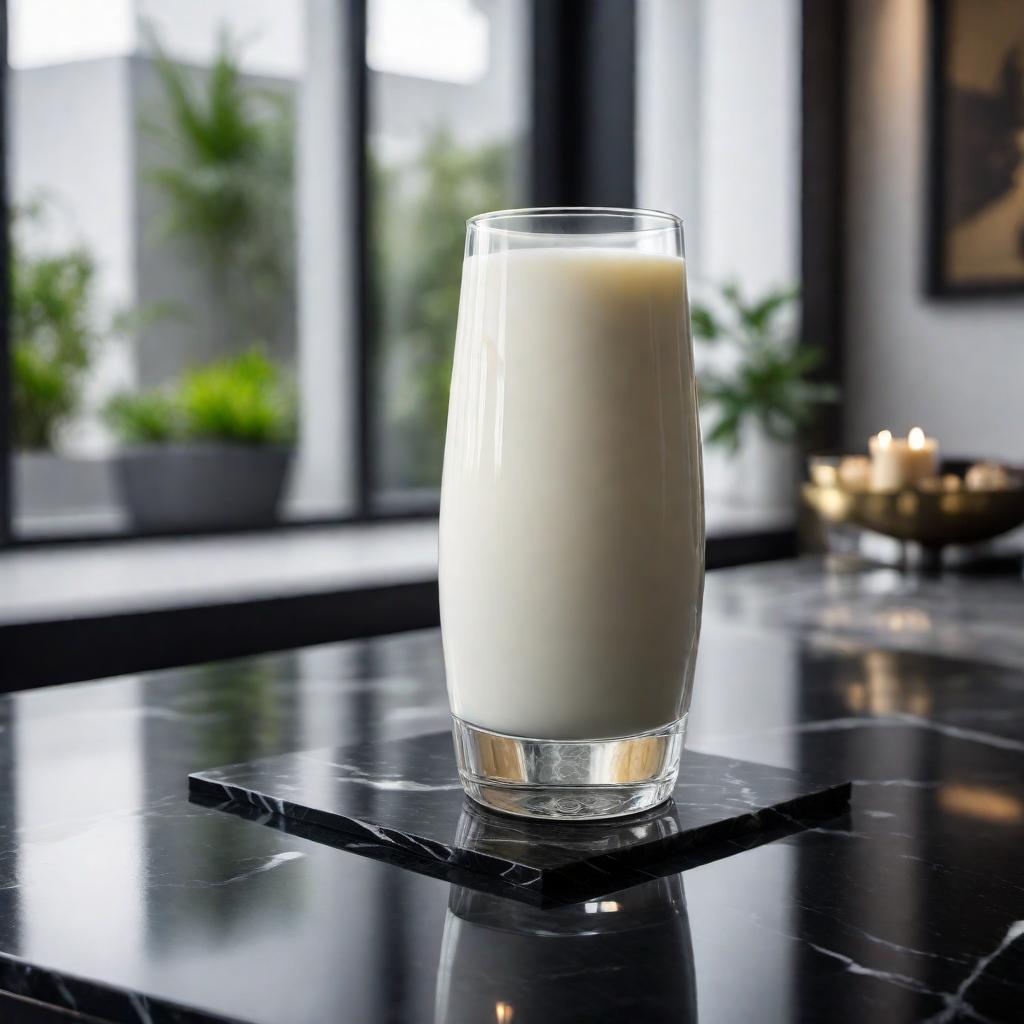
[926,0,1024,296]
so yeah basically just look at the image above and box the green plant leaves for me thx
[142,27,295,349]
[9,222,98,449]
[689,304,720,340]
[692,281,837,452]
[716,281,801,338]
[104,348,296,447]
[372,127,514,488]
[104,390,179,444]
[180,348,294,444]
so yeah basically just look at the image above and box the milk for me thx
[439,248,704,740]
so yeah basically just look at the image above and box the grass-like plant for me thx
[142,27,295,348]
[105,349,296,447]
[11,201,178,451]
[10,210,99,449]
[691,283,838,453]
[103,390,179,445]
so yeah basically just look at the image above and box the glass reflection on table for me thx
[435,874,697,1024]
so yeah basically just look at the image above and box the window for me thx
[2,1,799,550]
[6,0,353,537]
[3,0,534,538]
[366,0,529,511]
[637,0,802,535]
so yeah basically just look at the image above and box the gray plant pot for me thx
[113,444,293,532]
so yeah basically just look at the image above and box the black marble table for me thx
[0,557,1022,1022]
[190,735,851,905]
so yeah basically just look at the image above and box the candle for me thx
[869,427,939,491]
[837,455,871,491]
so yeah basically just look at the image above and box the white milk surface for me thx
[440,248,704,740]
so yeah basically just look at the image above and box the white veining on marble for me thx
[152,850,305,890]
[53,974,77,1010]
[732,904,1005,1021]
[294,753,463,791]
[772,807,872,841]
[127,992,155,1024]
[334,775,464,793]
[808,942,941,998]
[710,714,1024,753]
[888,713,1024,753]
[924,920,1024,1024]
[799,905,970,967]
[214,850,305,886]
[852,779,941,789]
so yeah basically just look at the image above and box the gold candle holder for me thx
[804,456,1024,550]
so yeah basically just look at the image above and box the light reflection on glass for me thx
[583,901,622,914]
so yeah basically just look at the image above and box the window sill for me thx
[0,522,440,690]
[0,517,795,691]
[0,521,440,626]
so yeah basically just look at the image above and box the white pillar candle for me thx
[869,428,939,491]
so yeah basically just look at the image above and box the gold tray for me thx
[803,483,1024,549]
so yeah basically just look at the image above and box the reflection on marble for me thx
[436,876,697,1023]
[190,734,850,906]
[0,564,1022,1021]
[708,555,1024,670]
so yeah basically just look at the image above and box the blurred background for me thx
[3,0,1024,677]
[3,0,807,537]
[3,8,1024,1020]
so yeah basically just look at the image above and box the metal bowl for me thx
[803,482,1024,550]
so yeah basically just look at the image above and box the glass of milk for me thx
[440,208,704,820]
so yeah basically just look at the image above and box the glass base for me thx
[451,715,686,821]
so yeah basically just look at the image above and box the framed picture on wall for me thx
[927,0,1024,296]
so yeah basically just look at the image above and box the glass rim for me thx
[467,206,683,235]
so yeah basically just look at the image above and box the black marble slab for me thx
[189,732,851,905]
[2,561,1024,1023]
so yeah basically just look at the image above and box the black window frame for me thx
[0,0,637,547]
[0,0,808,563]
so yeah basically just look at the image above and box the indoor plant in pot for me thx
[105,348,296,531]
[9,202,161,524]
[691,282,837,513]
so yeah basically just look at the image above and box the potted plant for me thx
[104,348,296,531]
[11,233,96,452]
[10,205,122,523]
[691,283,837,512]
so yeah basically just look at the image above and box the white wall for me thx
[637,0,800,294]
[292,0,358,517]
[370,0,528,163]
[10,0,304,76]
[699,0,800,294]
[10,0,134,68]
[636,0,704,270]
[134,0,304,77]
[845,0,1024,460]
[637,0,801,523]
[10,58,137,455]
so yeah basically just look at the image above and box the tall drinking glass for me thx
[440,208,704,820]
